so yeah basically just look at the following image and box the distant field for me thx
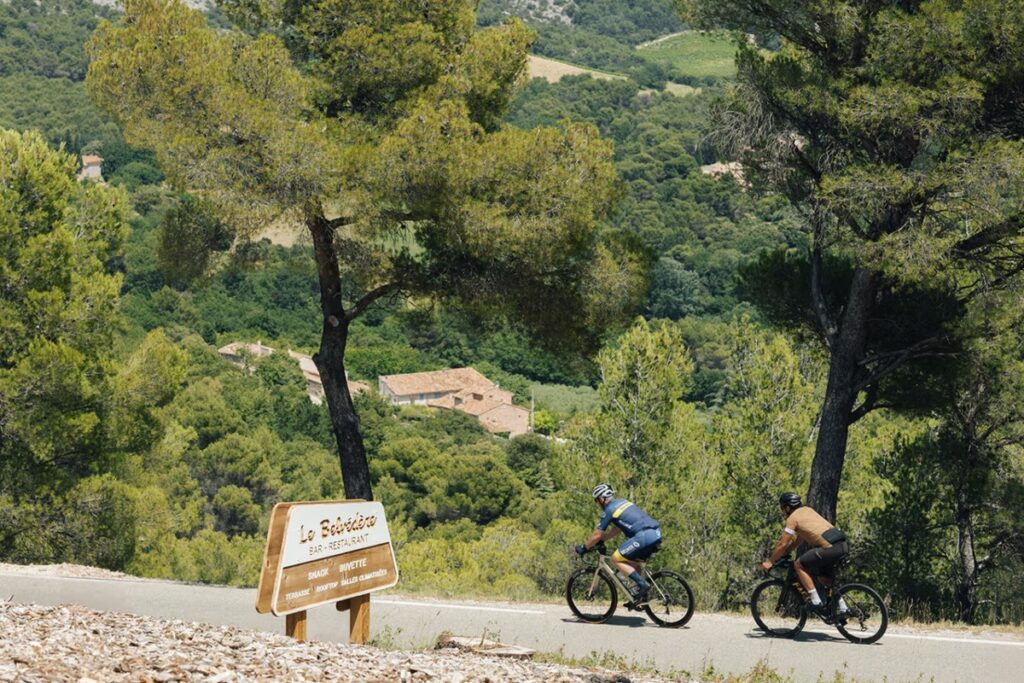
[636,31,737,80]
[530,383,598,414]
[526,55,627,83]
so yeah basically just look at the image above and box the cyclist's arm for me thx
[766,529,796,564]
[583,526,620,550]
[583,529,604,550]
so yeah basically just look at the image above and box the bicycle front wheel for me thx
[643,570,695,627]
[751,579,806,638]
[566,566,617,623]
[834,583,888,644]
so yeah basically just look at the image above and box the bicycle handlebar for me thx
[576,541,609,557]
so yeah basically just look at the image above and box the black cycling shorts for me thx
[797,541,849,577]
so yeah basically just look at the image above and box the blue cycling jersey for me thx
[597,498,660,537]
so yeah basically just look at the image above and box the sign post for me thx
[256,500,399,644]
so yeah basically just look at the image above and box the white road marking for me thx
[801,627,1024,647]
[375,599,546,615]
[884,633,1024,647]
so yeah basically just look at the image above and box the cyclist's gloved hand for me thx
[760,560,773,571]
[575,544,587,556]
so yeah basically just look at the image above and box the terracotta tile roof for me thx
[455,398,505,416]
[478,404,530,436]
[81,155,103,166]
[379,367,494,397]
[217,341,274,359]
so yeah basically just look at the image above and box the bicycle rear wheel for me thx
[751,579,806,638]
[643,570,695,627]
[566,566,617,623]
[834,583,888,644]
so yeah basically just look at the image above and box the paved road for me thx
[2,571,1023,682]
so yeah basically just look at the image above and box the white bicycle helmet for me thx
[592,483,614,500]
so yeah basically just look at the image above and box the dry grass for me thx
[526,55,627,83]
[252,216,303,247]
[665,82,701,96]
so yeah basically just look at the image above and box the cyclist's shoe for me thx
[633,586,651,605]
[810,602,832,622]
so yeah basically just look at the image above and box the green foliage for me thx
[0,0,115,80]
[156,195,234,286]
[0,128,129,489]
[63,475,140,570]
[0,1,154,172]
[110,161,164,191]
[506,77,806,317]
[212,485,262,537]
[591,318,694,488]
[88,0,644,353]
[713,319,818,562]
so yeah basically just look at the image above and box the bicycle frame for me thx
[588,552,664,604]
[774,558,835,604]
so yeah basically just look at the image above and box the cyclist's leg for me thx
[614,529,661,596]
[612,542,642,576]
[793,551,818,595]
[817,542,850,609]
[797,543,848,608]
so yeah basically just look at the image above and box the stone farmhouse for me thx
[216,342,367,404]
[77,155,104,182]
[378,368,530,437]
[286,349,368,405]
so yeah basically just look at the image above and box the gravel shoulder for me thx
[0,602,674,683]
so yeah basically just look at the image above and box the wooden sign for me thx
[256,500,399,617]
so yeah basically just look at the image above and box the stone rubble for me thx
[0,603,677,682]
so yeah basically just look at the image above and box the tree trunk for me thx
[308,214,373,501]
[954,488,980,623]
[807,267,878,522]
[953,440,982,623]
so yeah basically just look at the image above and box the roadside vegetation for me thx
[1,0,1023,629]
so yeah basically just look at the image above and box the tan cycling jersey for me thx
[784,507,835,548]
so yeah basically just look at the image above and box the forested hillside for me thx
[1,0,1023,627]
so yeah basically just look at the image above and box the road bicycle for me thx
[566,541,694,627]
[750,556,888,644]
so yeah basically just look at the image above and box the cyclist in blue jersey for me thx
[575,483,662,603]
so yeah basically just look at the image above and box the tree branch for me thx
[852,336,953,395]
[325,216,356,230]
[848,383,891,424]
[345,282,400,322]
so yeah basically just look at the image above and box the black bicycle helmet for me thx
[779,492,802,508]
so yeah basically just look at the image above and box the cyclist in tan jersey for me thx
[761,492,849,614]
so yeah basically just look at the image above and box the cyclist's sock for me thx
[808,589,822,606]
[838,598,849,612]
[628,571,649,592]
